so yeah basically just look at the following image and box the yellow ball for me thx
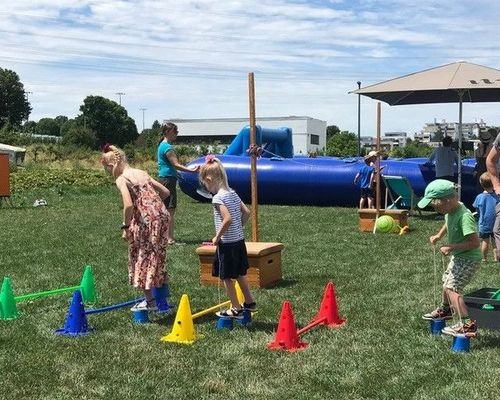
[376,215,396,233]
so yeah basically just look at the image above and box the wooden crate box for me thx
[196,242,284,288]
[358,208,409,232]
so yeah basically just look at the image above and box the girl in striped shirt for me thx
[199,156,256,319]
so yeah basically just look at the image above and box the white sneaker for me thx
[130,300,158,312]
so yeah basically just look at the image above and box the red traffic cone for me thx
[311,281,346,327]
[267,301,308,351]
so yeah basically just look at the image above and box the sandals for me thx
[216,307,244,319]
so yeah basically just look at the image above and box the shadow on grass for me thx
[270,279,299,289]
[475,332,500,349]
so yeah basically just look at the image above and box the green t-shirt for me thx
[445,203,482,261]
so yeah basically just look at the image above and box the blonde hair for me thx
[199,157,229,190]
[479,172,493,190]
[101,145,127,178]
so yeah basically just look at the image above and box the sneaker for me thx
[130,300,158,312]
[442,320,477,337]
[215,307,244,320]
[241,302,257,311]
[422,307,453,320]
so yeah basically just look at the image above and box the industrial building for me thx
[165,116,327,155]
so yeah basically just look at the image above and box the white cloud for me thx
[1,0,500,134]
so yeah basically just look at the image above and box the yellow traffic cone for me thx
[160,294,197,345]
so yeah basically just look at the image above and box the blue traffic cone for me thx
[153,284,175,313]
[55,290,94,336]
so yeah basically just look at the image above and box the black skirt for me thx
[212,240,249,279]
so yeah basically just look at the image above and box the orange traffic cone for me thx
[267,301,308,351]
[311,281,346,327]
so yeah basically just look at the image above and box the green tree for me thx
[61,125,97,148]
[36,117,61,136]
[389,139,433,158]
[326,125,340,140]
[0,68,31,127]
[326,131,358,157]
[431,127,444,142]
[54,115,68,127]
[78,96,138,147]
[23,120,37,133]
[0,122,21,145]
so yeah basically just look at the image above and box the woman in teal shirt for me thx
[157,122,199,244]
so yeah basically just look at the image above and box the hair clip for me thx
[205,154,216,164]
[101,143,112,153]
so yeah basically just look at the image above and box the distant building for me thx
[416,118,488,143]
[360,131,408,152]
[164,116,327,155]
[0,143,26,165]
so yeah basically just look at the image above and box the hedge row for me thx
[11,168,112,192]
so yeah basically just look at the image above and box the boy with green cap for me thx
[418,179,481,336]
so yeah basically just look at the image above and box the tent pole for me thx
[373,102,381,234]
[458,90,464,200]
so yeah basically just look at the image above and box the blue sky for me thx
[1,0,500,136]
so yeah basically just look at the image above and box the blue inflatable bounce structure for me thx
[179,125,478,208]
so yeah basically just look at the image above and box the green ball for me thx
[376,215,396,233]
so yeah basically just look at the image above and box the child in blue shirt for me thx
[354,152,375,209]
[472,172,499,262]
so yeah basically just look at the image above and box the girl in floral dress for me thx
[101,144,170,311]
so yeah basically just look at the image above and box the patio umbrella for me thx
[352,61,500,197]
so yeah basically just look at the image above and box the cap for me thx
[364,150,378,160]
[417,179,456,208]
[479,130,494,143]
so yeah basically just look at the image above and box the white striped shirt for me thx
[212,189,244,243]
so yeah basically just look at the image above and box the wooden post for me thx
[248,72,259,242]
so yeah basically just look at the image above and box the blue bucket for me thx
[451,334,470,353]
[429,319,446,335]
[132,309,149,324]
[216,316,234,330]
[235,309,252,327]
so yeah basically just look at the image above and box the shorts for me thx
[479,232,494,240]
[442,256,480,293]
[159,177,177,209]
[212,240,249,280]
[361,188,374,198]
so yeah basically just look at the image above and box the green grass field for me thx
[1,186,499,400]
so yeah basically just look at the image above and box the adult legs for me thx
[493,202,500,251]
[166,207,176,243]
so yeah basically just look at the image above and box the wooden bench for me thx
[196,242,284,288]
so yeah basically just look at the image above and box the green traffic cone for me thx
[0,277,19,320]
[80,265,96,304]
